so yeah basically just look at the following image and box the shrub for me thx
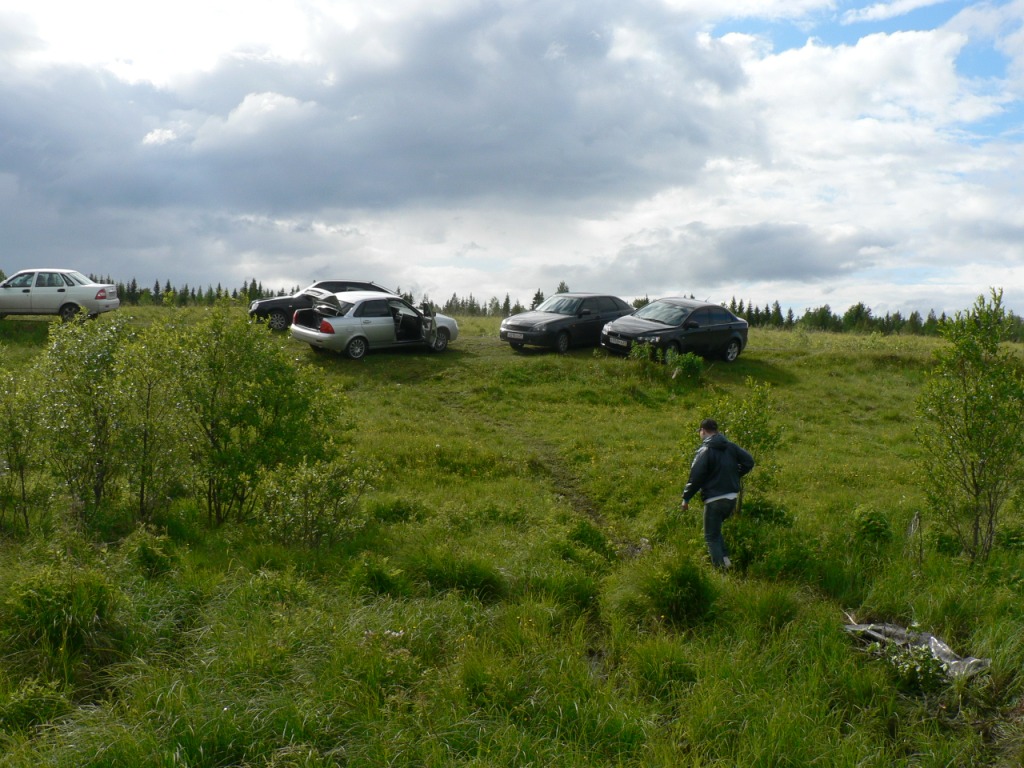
[172,302,344,526]
[255,454,379,548]
[34,316,130,521]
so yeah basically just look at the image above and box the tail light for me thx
[95,288,110,299]
[319,319,335,334]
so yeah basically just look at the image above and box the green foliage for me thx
[111,317,189,523]
[1,312,1023,765]
[117,525,179,578]
[173,301,342,525]
[34,316,131,520]
[0,564,133,689]
[915,288,1024,561]
[602,551,717,628]
[406,545,509,603]
[255,454,379,548]
[622,635,697,699]
[852,505,894,547]
[626,342,704,385]
[0,676,71,734]
[697,376,783,504]
[0,369,41,532]
[868,640,949,694]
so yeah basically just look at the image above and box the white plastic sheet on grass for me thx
[844,622,991,679]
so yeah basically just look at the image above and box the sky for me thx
[1,0,1022,317]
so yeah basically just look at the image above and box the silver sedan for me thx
[0,269,120,321]
[290,290,459,359]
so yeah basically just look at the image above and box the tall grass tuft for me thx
[0,563,136,691]
[602,548,718,629]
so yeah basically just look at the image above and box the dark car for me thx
[600,297,748,362]
[248,280,396,330]
[499,293,634,353]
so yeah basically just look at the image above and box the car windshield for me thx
[535,296,582,315]
[634,301,692,326]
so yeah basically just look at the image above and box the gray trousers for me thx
[703,498,736,568]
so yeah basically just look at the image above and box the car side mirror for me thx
[578,309,592,316]
[684,320,699,329]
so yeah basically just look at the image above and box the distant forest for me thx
[19,272,1024,341]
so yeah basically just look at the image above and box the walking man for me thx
[681,418,755,569]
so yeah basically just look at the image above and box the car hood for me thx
[503,311,566,328]
[605,315,675,333]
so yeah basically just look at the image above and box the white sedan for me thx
[0,269,120,321]
[290,290,459,359]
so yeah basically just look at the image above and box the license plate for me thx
[609,336,628,346]
[507,332,523,339]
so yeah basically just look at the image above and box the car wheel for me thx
[431,328,450,352]
[59,303,81,322]
[267,310,289,331]
[666,340,681,356]
[555,331,570,354]
[346,337,368,360]
[723,339,741,362]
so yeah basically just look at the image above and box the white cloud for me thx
[842,0,953,25]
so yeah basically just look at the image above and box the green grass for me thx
[1,310,1023,765]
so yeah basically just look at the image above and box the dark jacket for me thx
[682,432,755,503]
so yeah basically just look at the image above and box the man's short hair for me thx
[700,418,718,432]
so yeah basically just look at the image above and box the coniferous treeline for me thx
[67,273,1024,341]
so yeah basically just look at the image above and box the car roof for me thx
[650,296,719,309]
[12,268,78,273]
[323,290,405,302]
[549,292,617,298]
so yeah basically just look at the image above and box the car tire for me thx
[555,331,570,354]
[267,310,289,331]
[59,303,81,322]
[346,337,368,360]
[723,339,741,362]
[431,328,450,353]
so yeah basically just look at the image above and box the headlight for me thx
[638,335,661,344]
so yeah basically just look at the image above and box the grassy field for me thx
[1,310,1023,766]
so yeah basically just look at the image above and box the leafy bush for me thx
[256,455,379,548]
[34,316,130,521]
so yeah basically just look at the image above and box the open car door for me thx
[419,303,439,348]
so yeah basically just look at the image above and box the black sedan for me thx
[499,293,633,353]
[248,280,395,330]
[600,297,748,362]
